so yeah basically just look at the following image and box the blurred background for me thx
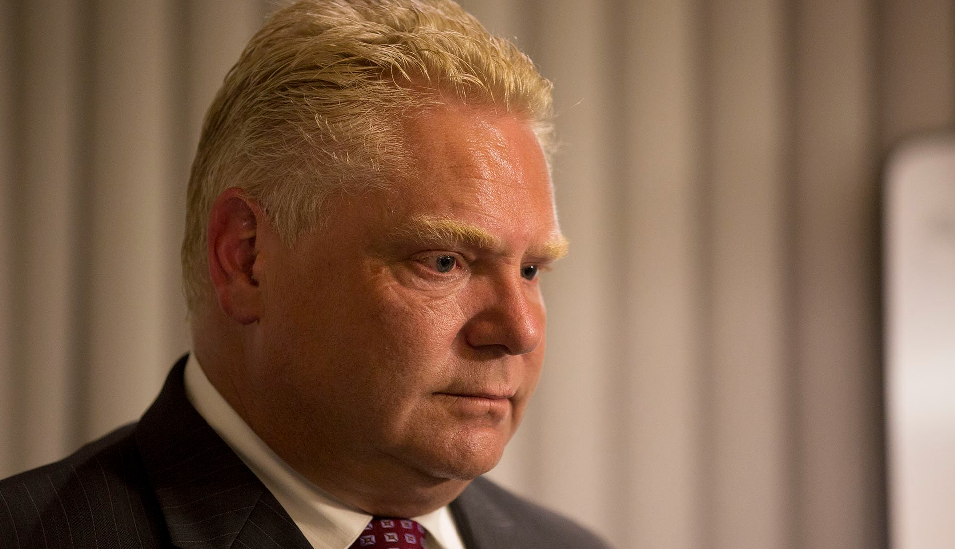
[0,1,954,548]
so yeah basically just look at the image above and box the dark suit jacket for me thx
[0,357,611,548]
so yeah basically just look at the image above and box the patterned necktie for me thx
[355,517,426,548]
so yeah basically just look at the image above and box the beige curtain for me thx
[0,1,953,548]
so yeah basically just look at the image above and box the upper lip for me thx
[438,390,514,400]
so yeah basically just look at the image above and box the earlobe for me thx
[207,188,266,325]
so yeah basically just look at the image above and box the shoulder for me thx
[452,476,613,549]
[0,424,166,548]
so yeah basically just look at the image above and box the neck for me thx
[318,466,471,517]
[246,414,473,516]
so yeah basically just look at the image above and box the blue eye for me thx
[434,255,457,273]
[521,265,539,280]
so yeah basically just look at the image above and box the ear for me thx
[207,188,268,325]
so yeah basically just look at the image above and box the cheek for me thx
[371,277,471,351]
[522,342,546,394]
[509,332,546,414]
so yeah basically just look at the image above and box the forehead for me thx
[382,104,560,244]
[402,104,540,173]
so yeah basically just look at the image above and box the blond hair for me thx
[181,0,553,312]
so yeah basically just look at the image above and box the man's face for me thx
[248,103,566,486]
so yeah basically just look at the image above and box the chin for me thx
[423,457,500,481]
[408,433,507,481]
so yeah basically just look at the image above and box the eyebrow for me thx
[393,215,570,262]
[537,235,570,261]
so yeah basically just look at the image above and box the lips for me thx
[433,389,515,418]
[435,390,515,400]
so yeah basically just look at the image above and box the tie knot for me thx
[356,517,426,548]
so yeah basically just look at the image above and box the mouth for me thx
[435,389,515,400]
[434,391,514,417]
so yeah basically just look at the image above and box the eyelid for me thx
[524,260,554,273]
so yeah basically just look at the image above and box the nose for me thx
[463,273,545,356]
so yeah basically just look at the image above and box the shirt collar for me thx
[183,353,464,549]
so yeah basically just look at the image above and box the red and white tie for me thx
[355,517,426,548]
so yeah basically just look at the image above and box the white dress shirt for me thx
[183,353,465,549]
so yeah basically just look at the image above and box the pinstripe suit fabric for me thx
[0,357,612,549]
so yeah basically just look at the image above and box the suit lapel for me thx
[449,478,517,549]
[230,491,312,549]
[135,357,312,549]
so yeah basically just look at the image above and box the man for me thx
[0,1,611,548]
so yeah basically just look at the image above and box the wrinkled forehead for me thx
[356,103,563,254]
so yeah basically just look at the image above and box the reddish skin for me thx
[196,103,564,517]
